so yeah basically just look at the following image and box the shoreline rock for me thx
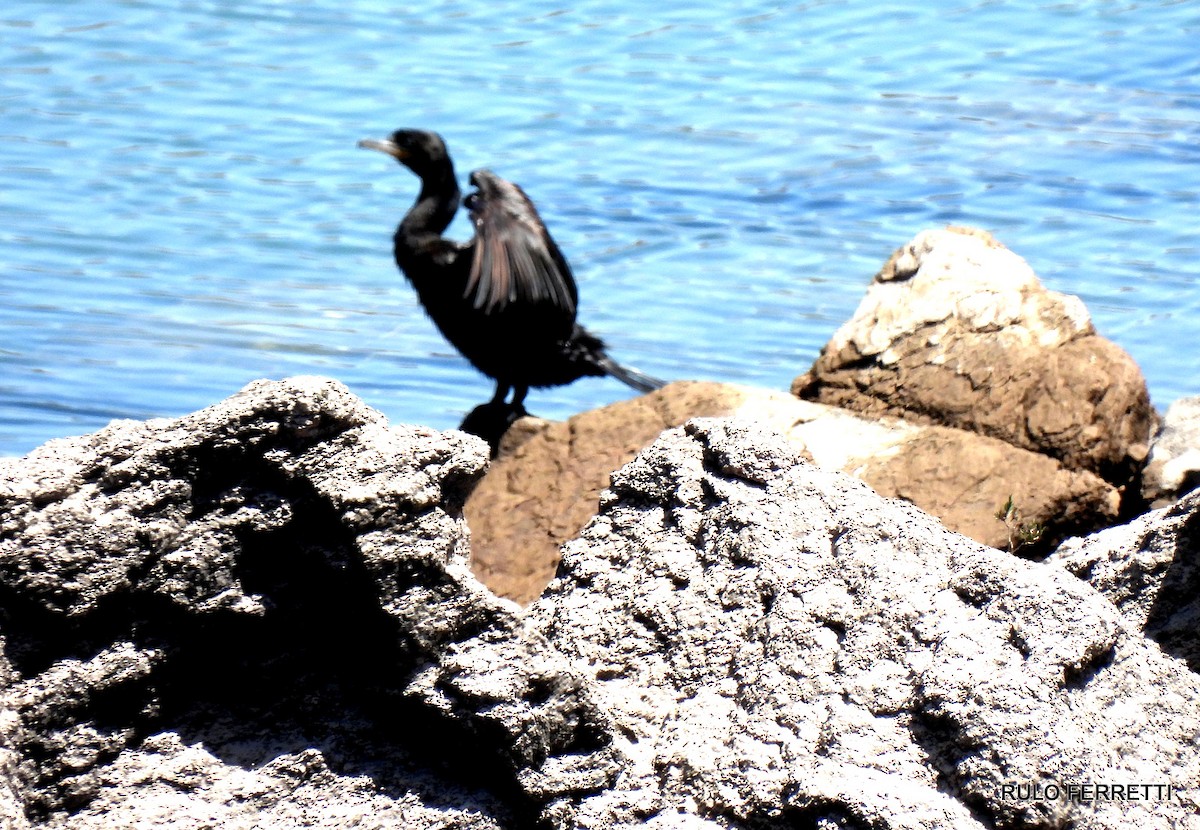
[2,382,1197,829]
[0,378,614,828]
[1142,396,1200,506]
[1,227,1195,829]
[468,381,1121,604]
[792,227,1157,494]
[1048,487,1200,673]
[468,226,1173,605]
[530,418,1200,829]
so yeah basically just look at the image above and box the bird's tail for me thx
[594,353,665,394]
[568,324,665,393]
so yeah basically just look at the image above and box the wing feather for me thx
[465,170,578,317]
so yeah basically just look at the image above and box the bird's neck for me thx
[399,167,460,244]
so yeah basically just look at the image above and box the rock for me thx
[792,227,1156,492]
[529,418,1200,829]
[469,381,1119,604]
[0,378,618,829]
[1048,488,1200,673]
[861,424,1119,553]
[459,400,528,458]
[4,381,1196,829]
[1142,396,1200,506]
[466,381,755,605]
[0,377,477,619]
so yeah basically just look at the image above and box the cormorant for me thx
[357,129,663,415]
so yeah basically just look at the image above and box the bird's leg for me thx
[490,383,510,406]
[511,385,529,415]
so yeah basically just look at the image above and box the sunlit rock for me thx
[792,226,1156,493]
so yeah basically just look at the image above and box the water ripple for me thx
[1,0,1198,455]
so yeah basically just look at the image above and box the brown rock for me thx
[466,381,1120,604]
[864,425,1119,553]
[466,382,750,605]
[792,227,1156,490]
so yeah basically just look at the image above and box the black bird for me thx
[358,129,662,414]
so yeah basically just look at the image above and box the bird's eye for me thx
[464,192,481,211]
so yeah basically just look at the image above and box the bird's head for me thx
[358,129,450,179]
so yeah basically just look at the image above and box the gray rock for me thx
[2,382,1197,829]
[1143,396,1200,506]
[1049,488,1200,673]
[0,378,617,829]
[529,418,1200,829]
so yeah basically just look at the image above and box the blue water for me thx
[2,0,1198,457]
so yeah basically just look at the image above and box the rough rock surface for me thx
[0,378,618,829]
[3,382,1197,829]
[1142,396,1200,507]
[466,382,752,604]
[1049,488,1200,673]
[528,419,1200,830]
[469,382,1119,604]
[792,227,1156,490]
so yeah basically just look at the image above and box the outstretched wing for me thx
[464,169,578,317]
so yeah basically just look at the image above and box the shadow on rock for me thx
[1050,488,1200,673]
[0,378,614,829]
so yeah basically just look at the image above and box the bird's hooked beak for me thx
[357,137,408,160]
